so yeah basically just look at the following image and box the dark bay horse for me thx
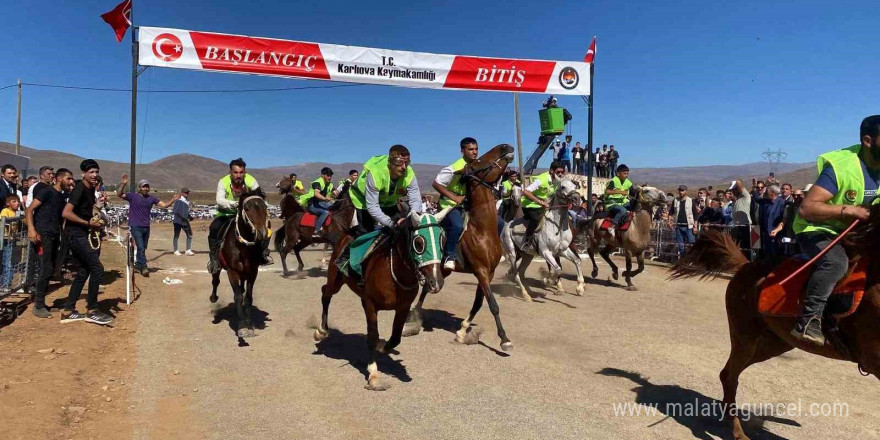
[404,144,516,351]
[315,210,448,390]
[670,219,880,440]
[209,188,270,339]
[274,176,354,276]
[586,186,667,291]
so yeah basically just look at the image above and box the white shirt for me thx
[434,165,456,186]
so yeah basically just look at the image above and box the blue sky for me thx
[0,0,875,169]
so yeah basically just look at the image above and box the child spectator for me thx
[1,194,20,290]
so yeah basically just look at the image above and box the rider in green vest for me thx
[520,160,566,247]
[289,173,305,199]
[348,144,422,236]
[498,170,521,225]
[207,157,272,273]
[790,115,880,347]
[601,164,634,234]
[433,137,479,270]
[333,169,359,198]
[304,167,335,236]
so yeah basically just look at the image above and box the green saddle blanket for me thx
[342,230,384,276]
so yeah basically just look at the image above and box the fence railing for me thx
[0,216,35,298]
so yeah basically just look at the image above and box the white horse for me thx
[502,179,585,301]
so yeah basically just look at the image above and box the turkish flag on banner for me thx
[100,0,132,42]
[583,36,596,64]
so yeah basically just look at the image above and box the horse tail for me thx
[668,229,748,280]
[274,223,286,253]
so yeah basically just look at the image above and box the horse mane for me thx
[668,229,750,280]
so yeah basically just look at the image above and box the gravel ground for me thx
[127,224,878,440]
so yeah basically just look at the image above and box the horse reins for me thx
[235,195,269,246]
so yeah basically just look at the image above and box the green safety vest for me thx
[216,173,257,217]
[521,172,555,209]
[604,176,632,208]
[349,155,416,209]
[438,157,468,209]
[793,144,878,236]
[502,180,514,200]
[300,178,333,207]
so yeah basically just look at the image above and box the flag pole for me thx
[129,1,137,192]
[586,55,594,214]
[513,92,524,176]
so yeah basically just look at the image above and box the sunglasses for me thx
[390,157,411,166]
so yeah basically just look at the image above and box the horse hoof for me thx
[313,329,329,342]
[520,291,533,302]
[626,286,638,292]
[365,377,390,392]
[209,294,218,304]
[612,272,619,281]
[575,285,585,296]
[402,323,422,337]
[501,341,514,352]
[237,328,254,338]
[591,269,598,278]
[542,277,550,286]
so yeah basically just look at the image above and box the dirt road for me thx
[2,222,877,439]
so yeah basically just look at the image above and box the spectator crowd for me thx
[548,141,622,178]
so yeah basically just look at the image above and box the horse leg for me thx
[600,246,619,282]
[278,232,291,277]
[455,286,484,344]
[293,241,307,272]
[623,251,637,291]
[540,247,564,295]
[403,284,429,337]
[383,304,411,353]
[209,269,221,303]
[226,271,248,338]
[561,247,585,295]
[242,272,257,335]
[320,243,331,270]
[588,247,599,278]
[314,250,345,342]
[363,298,388,391]
[515,253,535,301]
[479,271,513,351]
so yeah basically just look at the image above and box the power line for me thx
[19,81,367,94]
[0,84,16,92]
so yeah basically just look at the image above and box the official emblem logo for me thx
[559,67,579,90]
[845,190,858,203]
[152,33,183,62]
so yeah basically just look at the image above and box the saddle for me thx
[758,257,868,319]
[300,212,333,229]
[599,211,633,231]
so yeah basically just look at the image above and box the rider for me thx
[601,164,634,235]
[349,144,423,236]
[207,158,272,273]
[434,137,479,270]
[790,115,880,346]
[520,160,566,247]
[289,173,306,198]
[334,169,359,198]
[498,170,521,234]
[302,167,335,237]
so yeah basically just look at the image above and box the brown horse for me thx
[404,144,516,351]
[209,188,270,339]
[314,210,447,390]
[585,186,667,291]
[670,222,880,440]
[274,177,354,276]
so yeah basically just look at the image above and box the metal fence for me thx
[0,216,35,298]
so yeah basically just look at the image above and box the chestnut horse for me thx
[404,144,516,352]
[670,220,880,440]
[314,210,447,390]
[274,176,354,276]
[209,188,270,339]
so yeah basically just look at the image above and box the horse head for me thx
[406,210,447,293]
[460,144,515,195]
[238,187,270,243]
[636,185,668,209]
[277,176,293,194]
[553,178,582,208]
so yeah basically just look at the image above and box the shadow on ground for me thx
[312,328,412,384]
[597,367,798,440]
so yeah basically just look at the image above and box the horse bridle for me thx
[389,222,439,290]
[460,156,509,195]
[235,195,269,246]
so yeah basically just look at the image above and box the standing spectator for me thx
[0,165,16,201]
[557,142,571,173]
[571,142,583,175]
[780,183,793,203]
[608,145,620,176]
[757,184,786,258]
[11,172,22,213]
[21,176,37,208]
[28,166,55,209]
[729,179,753,254]
[722,190,735,224]
[697,198,725,226]
[750,178,766,226]
[590,146,599,176]
[116,175,180,276]
[774,187,805,255]
[25,168,73,318]
[172,188,194,256]
[667,185,698,256]
[598,145,609,178]
[60,159,113,325]
[589,193,600,214]
[766,172,777,185]
[1,194,20,290]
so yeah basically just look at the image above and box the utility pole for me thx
[15,79,21,156]
[513,92,524,175]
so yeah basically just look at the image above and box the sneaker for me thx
[60,310,87,323]
[174,250,182,256]
[185,250,195,256]
[140,266,150,277]
[443,258,456,270]
[84,310,115,326]
[33,307,52,319]
[791,316,825,346]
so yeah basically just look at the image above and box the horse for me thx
[501,179,585,301]
[274,176,354,276]
[209,188,270,339]
[669,216,880,440]
[585,186,667,291]
[404,144,517,351]
[314,210,448,390]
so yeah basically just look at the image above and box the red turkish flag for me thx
[100,0,132,43]
[583,36,597,64]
